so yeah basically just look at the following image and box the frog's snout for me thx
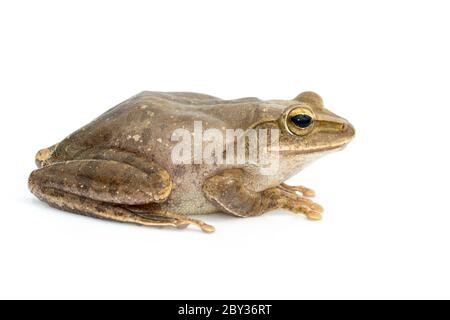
[35,148,51,168]
[35,144,58,168]
[343,122,356,140]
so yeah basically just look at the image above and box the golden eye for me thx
[284,106,315,136]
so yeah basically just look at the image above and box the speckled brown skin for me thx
[29,91,355,232]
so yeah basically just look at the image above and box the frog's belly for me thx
[161,168,220,215]
[164,189,218,215]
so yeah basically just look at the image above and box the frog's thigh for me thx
[29,159,171,205]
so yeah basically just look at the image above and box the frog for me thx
[28,91,355,233]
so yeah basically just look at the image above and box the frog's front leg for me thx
[203,169,323,220]
[28,159,214,232]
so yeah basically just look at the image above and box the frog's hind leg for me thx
[28,159,213,232]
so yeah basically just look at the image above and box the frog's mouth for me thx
[279,122,355,155]
[279,140,350,156]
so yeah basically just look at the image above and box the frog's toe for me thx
[127,205,216,233]
[307,200,324,213]
[280,183,316,198]
[280,193,324,220]
[306,211,322,221]
[290,202,323,220]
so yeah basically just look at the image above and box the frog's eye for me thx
[291,114,313,128]
[284,106,315,136]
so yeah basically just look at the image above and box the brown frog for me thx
[28,91,355,232]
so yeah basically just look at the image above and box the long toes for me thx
[295,186,316,198]
[282,184,316,198]
[310,203,324,213]
[181,218,216,233]
[198,222,216,233]
[298,198,324,213]
[165,220,215,233]
[290,199,324,220]
[306,211,322,220]
[302,189,316,198]
[295,205,322,220]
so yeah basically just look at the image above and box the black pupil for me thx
[291,114,313,128]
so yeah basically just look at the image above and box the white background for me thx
[1,0,449,300]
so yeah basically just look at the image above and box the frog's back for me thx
[49,91,267,163]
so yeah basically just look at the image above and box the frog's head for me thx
[273,91,355,156]
[251,92,355,156]
[247,91,354,179]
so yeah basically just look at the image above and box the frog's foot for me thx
[129,212,214,233]
[128,205,215,233]
[203,169,324,220]
[279,182,315,198]
[283,195,323,220]
[276,186,323,219]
